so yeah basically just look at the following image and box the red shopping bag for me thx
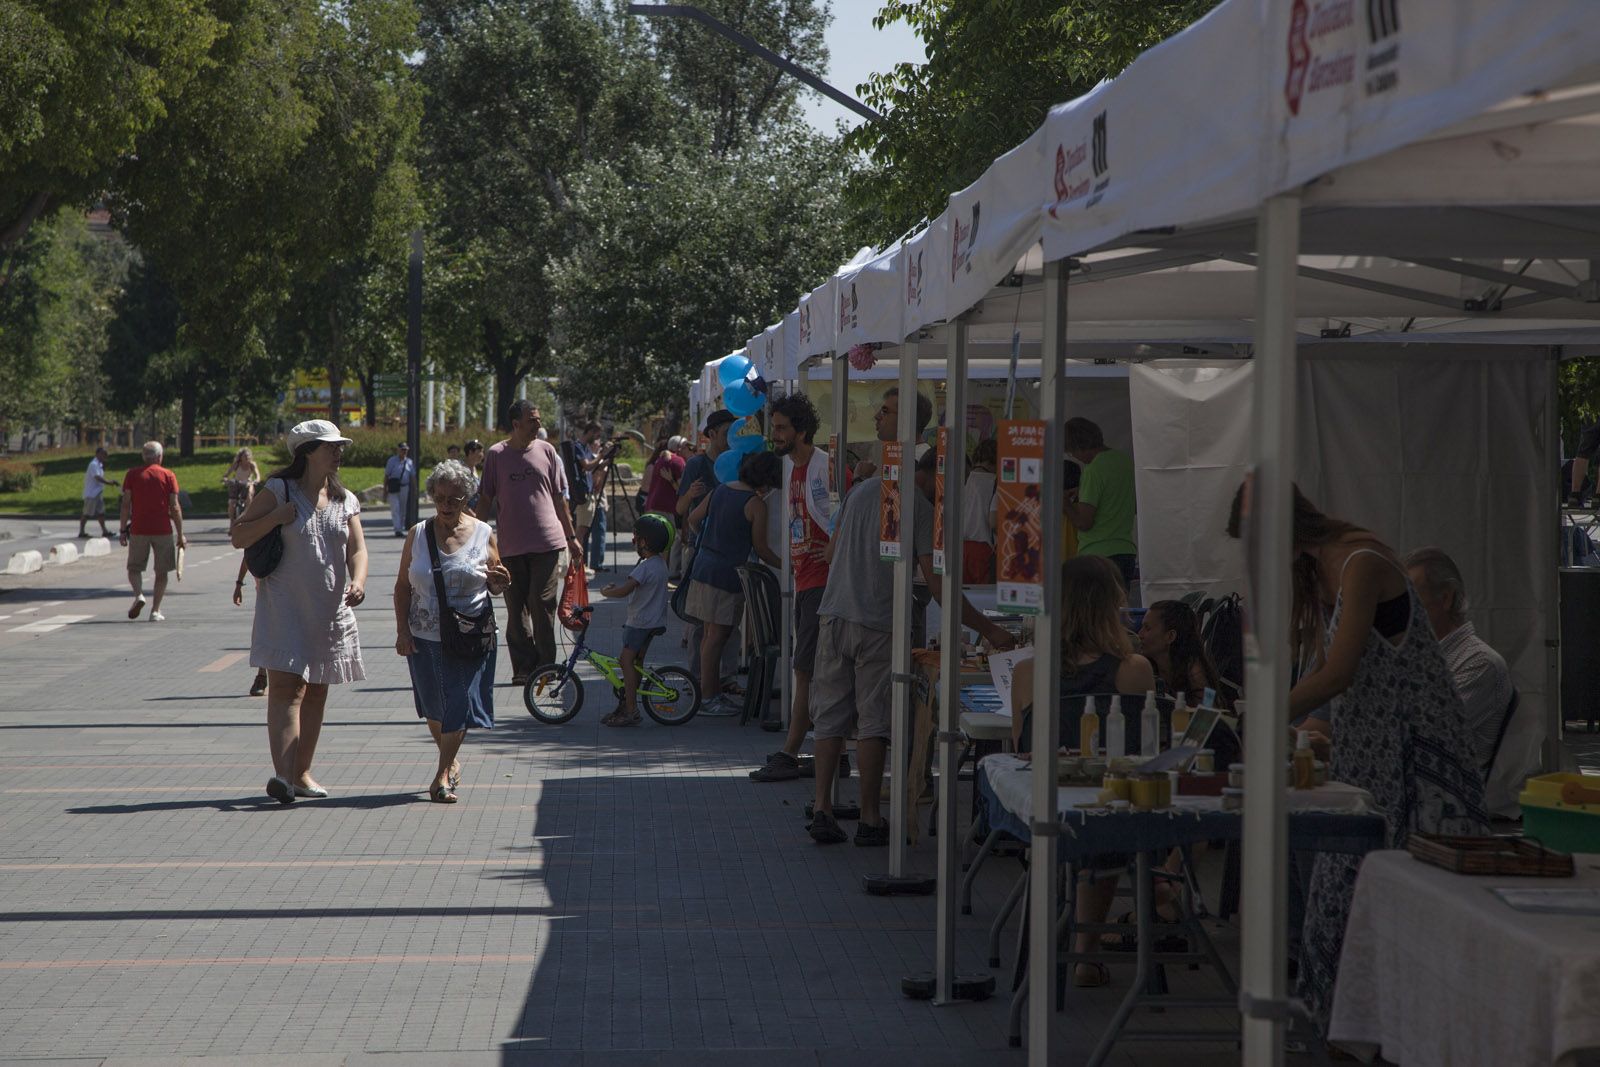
[557,556,590,632]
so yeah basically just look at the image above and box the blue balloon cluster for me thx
[716,352,768,457]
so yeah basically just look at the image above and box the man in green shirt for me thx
[1064,417,1138,589]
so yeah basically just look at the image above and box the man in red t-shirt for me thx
[119,440,186,621]
[751,394,843,782]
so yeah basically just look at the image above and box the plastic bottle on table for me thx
[1141,689,1161,757]
[1078,697,1100,756]
[1293,729,1316,790]
[1170,692,1191,742]
[1104,694,1126,758]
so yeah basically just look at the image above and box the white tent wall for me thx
[1131,347,1552,816]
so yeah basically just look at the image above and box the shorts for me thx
[621,625,658,654]
[809,615,894,741]
[127,533,177,575]
[793,586,824,674]
[81,495,105,518]
[686,580,743,626]
[575,502,597,529]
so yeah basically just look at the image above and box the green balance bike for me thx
[522,605,701,725]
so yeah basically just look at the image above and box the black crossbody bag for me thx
[244,478,288,578]
[424,522,497,660]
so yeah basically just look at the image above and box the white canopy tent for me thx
[690,2,1600,1061]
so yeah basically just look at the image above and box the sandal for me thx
[1073,962,1110,988]
[1102,908,1188,953]
[428,783,458,804]
[448,762,461,790]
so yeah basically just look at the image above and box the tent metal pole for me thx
[1027,257,1069,1063]
[832,352,848,815]
[887,341,917,882]
[935,317,970,1002]
[1545,350,1563,772]
[1240,191,1301,1067]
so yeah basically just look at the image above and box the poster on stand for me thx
[995,420,1045,614]
[932,428,947,575]
[878,441,903,561]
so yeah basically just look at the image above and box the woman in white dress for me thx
[232,420,369,804]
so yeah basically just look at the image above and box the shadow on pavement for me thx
[66,791,422,814]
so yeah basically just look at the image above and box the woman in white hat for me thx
[231,419,369,804]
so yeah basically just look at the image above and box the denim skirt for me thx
[407,636,495,733]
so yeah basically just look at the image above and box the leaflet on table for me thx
[987,647,1034,718]
[1491,888,1600,916]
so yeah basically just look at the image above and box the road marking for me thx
[197,652,247,673]
[0,856,558,872]
[7,614,94,634]
[0,614,9,621]
[40,600,62,607]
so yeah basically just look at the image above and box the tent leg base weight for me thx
[864,874,937,896]
[901,972,995,1001]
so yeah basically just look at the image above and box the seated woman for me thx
[1227,482,1488,1032]
[1137,599,1220,707]
[1011,555,1155,988]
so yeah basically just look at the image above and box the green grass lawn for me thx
[0,446,387,518]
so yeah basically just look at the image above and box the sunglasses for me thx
[432,494,466,507]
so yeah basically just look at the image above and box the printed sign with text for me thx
[878,441,903,561]
[932,427,947,575]
[995,420,1045,614]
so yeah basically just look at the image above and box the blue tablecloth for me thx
[976,755,1387,862]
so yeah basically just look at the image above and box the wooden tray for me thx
[1408,833,1574,877]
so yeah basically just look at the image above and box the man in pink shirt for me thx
[477,400,584,683]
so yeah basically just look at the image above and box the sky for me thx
[800,3,926,134]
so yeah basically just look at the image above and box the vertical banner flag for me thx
[932,427,948,575]
[878,441,903,561]
[996,420,1045,615]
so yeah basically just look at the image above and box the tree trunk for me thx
[327,362,345,425]
[357,371,376,430]
[179,380,197,458]
[494,362,522,431]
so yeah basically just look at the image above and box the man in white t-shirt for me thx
[79,447,114,538]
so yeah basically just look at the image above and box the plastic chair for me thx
[735,563,782,727]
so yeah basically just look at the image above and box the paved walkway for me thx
[1,515,1255,1065]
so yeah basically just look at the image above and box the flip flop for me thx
[429,783,458,804]
[448,763,461,790]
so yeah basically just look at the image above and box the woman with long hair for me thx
[224,447,261,520]
[1137,600,1220,706]
[1011,555,1156,987]
[232,421,368,804]
[1226,482,1487,1031]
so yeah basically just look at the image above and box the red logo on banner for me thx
[1285,0,1311,115]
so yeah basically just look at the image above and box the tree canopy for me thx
[846,0,1219,245]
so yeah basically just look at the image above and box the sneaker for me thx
[854,819,890,847]
[699,694,743,717]
[750,751,801,782]
[808,810,848,844]
[128,597,146,620]
[148,611,165,623]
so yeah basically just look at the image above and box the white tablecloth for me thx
[1329,850,1600,1067]
[979,753,1379,823]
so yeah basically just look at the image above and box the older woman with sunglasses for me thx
[394,460,511,803]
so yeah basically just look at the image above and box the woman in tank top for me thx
[1011,554,1155,987]
[1226,482,1487,1033]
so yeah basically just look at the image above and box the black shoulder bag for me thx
[244,478,287,579]
[425,522,497,660]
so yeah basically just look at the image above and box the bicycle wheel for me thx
[524,664,583,724]
[639,665,700,726]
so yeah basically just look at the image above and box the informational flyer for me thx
[995,420,1045,614]
[932,427,947,575]
[878,440,903,561]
